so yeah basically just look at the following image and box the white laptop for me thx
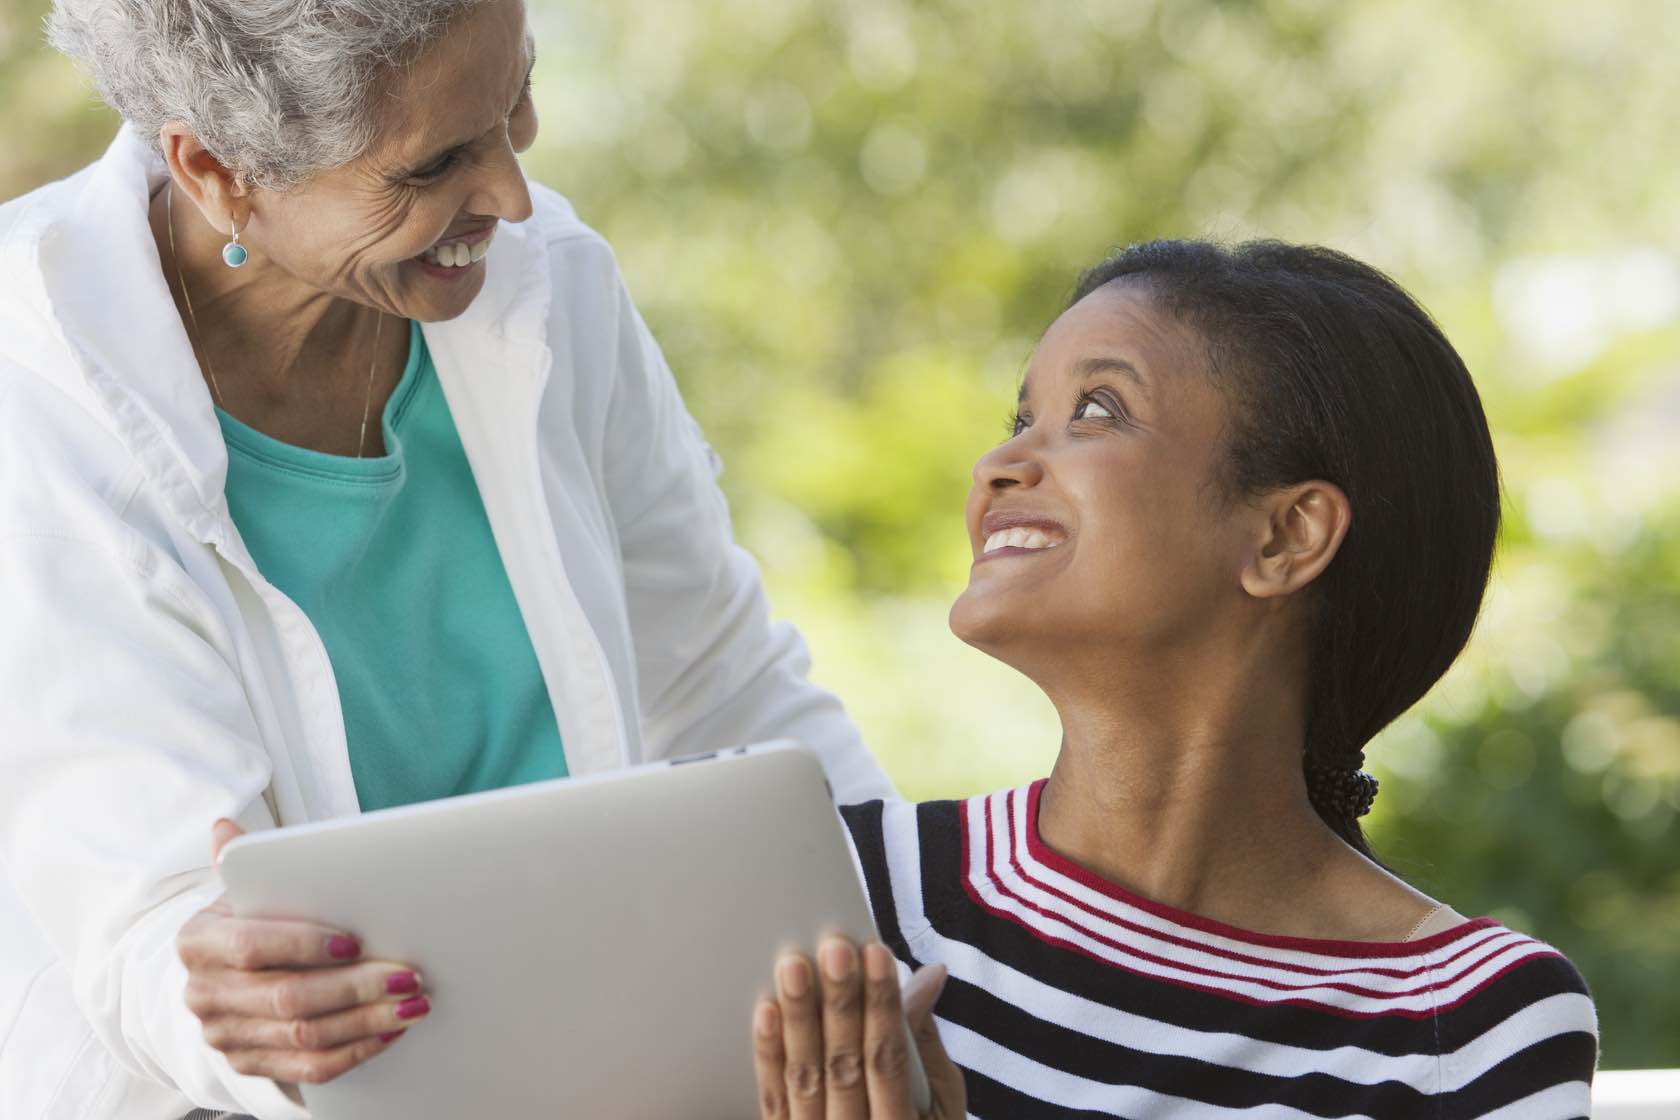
[218,742,928,1119]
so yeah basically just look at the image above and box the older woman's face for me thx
[246,0,538,322]
[950,283,1255,677]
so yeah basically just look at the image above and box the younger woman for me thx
[751,240,1597,1119]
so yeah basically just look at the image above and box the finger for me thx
[211,818,245,864]
[223,1031,398,1085]
[177,912,363,972]
[817,939,867,1120]
[776,954,825,1120]
[860,943,916,1118]
[902,964,965,1109]
[186,960,420,1023]
[199,983,430,1054]
[752,999,790,1120]
[902,962,947,1027]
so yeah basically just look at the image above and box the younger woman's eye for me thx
[1005,411,1029,438]
[1073,396,1117,422]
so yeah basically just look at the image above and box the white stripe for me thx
[1441,991,1598,1092]
[881,799,932,941]
[881,795,1593,1095]
[1000,788,1522,974]
[979,791,1538,1002]
[977,793,1559,1015]
[882,801,1441,1089]
[993,788,1531,988]
[1472,1080,1593,1119]
[936,1015,1378,1120]
[974,861,1553,1016]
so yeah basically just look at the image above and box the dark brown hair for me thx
[1072,241,1502,854]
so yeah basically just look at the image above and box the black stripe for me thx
[1441,1030,1598,1116]
[937,974,1438,1119]
[861,796,1597,1117]
[910,799,1583,1057]
[963,1065,1134,1120]
[840,800,917,964]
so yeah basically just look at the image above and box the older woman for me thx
[0,1,892,1117]
[751,242,1599,1118]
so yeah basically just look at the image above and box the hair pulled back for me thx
[1071,241,1502,855]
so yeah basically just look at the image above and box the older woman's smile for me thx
[415,223,497,275]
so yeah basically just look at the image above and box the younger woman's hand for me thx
[753,938,967,1119]
[175,819,431,1085]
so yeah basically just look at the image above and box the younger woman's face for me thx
[950,282,1258,676]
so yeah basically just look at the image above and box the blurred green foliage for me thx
[4,0,1676,1068]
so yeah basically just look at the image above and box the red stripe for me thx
[998,787,1515,983]
[984,792,1496,1003]
[953,793,1561,1020]
[1019,780,1497,959]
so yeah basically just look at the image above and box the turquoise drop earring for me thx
[222,220,248,268]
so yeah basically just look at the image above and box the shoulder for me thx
[526,180,617,278]
[0,359,144,537]
[839,796,972,946]
[1433,924,1598,1113]
[1441,924,1594,1023]
[0,160,93,252]
[840,797,963,864]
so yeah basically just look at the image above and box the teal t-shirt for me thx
[217,320,567,810]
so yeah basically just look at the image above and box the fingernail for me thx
[821,940,855,983]
[327,935,361,960]
[864,943,893,981]
[385,970,419,995]
[379,1030,405,1044]
[754,1000,778,1039]
[395,996,430,1020]
[777,956,809,999]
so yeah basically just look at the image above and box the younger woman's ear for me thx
[1239,480,1352,600]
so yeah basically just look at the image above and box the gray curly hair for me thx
[48,0,486,192]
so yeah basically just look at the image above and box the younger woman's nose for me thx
[973,441,1044,491]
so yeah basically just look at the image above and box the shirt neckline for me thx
[215,319,425,483]
[1017,778,1494,959]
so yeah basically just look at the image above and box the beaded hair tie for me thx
[1304,749,1380,819]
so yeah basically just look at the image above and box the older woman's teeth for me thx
[984,527,1063,553]
[421,234,492,268]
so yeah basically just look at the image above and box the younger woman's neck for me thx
[1037,686,1347,930]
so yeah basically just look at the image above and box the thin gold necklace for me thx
[166,182,386,458]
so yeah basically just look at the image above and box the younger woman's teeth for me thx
[421,233,493,268]
[984,527,1064,553]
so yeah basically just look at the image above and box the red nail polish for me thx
[385,970,419,995]
[379,1030,406,1044]
[327,935,360,960]
[395,996,430,1020]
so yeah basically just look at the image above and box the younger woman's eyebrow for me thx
[1074,355,1150,394]
[1017,355,1150,405]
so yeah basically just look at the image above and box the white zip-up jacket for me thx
[0,125,895,1120]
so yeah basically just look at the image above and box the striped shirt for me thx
[841,781,1598,1119]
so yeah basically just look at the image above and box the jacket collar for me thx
[15,123,551,547]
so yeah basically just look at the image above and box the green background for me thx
[4,0,1676,1069]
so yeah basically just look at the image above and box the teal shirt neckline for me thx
[215,321,568,811]
[215,323,426,483]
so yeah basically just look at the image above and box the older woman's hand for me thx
[753,938,967,1120]
[174,819,429,1085]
